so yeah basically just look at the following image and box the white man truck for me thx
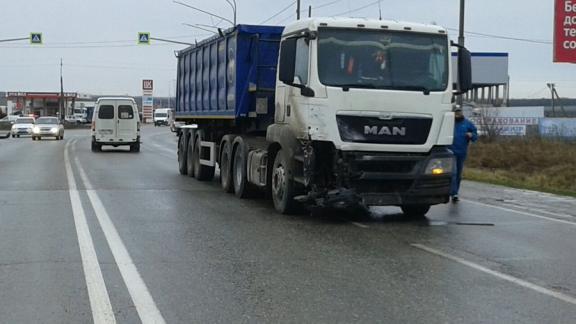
[175,18,472,216]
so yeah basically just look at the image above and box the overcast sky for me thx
[0,0,574,98]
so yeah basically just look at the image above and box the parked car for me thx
[32,117,64,140]
[11,117,36,138]
[92,97,140,152]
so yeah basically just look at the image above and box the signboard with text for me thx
[555,0,576,63]
[142,80,154,123]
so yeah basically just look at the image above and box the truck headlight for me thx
[33,127,40,133]
[425,157,454,175]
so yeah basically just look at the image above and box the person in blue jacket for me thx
[450,107,478,202]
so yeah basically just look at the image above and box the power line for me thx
[331,0,380,16]
[447,28,552,45]
[260,1,297,24]
[314,0,343,10]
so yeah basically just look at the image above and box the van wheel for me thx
[32,136,36,141]
[193,136,215,181]
[91,141,101,152]
[232,138,256,198]
[178,134,188,175]
[271,149,301,214]
[130,143,140,153]
[401,205,431,219]
[219,137,234,193]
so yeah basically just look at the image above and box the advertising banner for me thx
[555,0,576,63]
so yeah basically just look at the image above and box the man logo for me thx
[364,126,407,136]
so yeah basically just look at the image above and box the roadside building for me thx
[452,52,510,107]
[5,92,77,117]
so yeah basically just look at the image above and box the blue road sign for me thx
[30,33,42,44]
[138,32,150,45]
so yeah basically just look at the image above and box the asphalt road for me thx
[1,126,576,323]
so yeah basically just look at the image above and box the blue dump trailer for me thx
[175,19,472,215]
[176,25,283,124]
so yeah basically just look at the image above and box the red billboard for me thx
[555,0,576,63]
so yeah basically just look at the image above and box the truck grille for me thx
[336,115,432,145]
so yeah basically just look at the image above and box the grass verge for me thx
[463,138,576,198]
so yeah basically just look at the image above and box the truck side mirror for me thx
[457,47,472,93]
[279,38,297,85]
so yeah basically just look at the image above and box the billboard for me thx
[554,0,576,63]
[539,118,576,138]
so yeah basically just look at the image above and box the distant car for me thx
[32,117,64,140]
[11,117,35,138]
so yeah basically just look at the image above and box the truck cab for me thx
[267,18,471,213]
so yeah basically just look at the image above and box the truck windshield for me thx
[317,28,449,92]
[155,113,168,118]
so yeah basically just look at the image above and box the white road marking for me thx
[412,243,576,306]
[350,222,370,229]
[462,198,576,227]
[64,140,116,324]
[71,144,166,324]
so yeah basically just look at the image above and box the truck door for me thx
[285,37,310,130]
[116,102,137,141]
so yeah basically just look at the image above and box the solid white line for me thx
[412,243,576,306]
[72,145,166,324]
[462,198,576,227]
[64,140,116,324]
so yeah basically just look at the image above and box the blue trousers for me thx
[450,154,466,196]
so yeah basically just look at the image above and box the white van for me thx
[92,97,140,152]
[153,108,171,126]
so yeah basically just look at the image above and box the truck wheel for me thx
[219,137,234,193]
[271,149,300,214]
[186,135,196,177]
[401,205,431,218]
[193,137,215,181]
[232,139,256,198]
[178,135,188,175]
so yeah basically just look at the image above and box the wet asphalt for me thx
[1,126,576,323]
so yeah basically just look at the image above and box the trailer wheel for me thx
[186,134,195,177]
[178,134,188,175]
[271,149,300,214]
[232,139,256,198]
[193,136,215,181]
[219,137,234,193]
[401,205,431,219]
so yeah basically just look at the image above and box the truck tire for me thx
[401,205,431,218]
[271,149,300,214]
[178,134,188,175]
[186,134,195,177]
[232,138,256,198]
[193,136,215,181]
[219,136,234,193]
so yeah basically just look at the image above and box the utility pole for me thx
[309,5,312,18]
[297,0,301,20]
[378,0,382,20]
[457,0,466,108]
[60,59,65,120]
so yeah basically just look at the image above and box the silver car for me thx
[11,117,35,138]
[32,117,65,141]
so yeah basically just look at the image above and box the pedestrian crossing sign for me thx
[138,32,150,45]
[30,33,42,45]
